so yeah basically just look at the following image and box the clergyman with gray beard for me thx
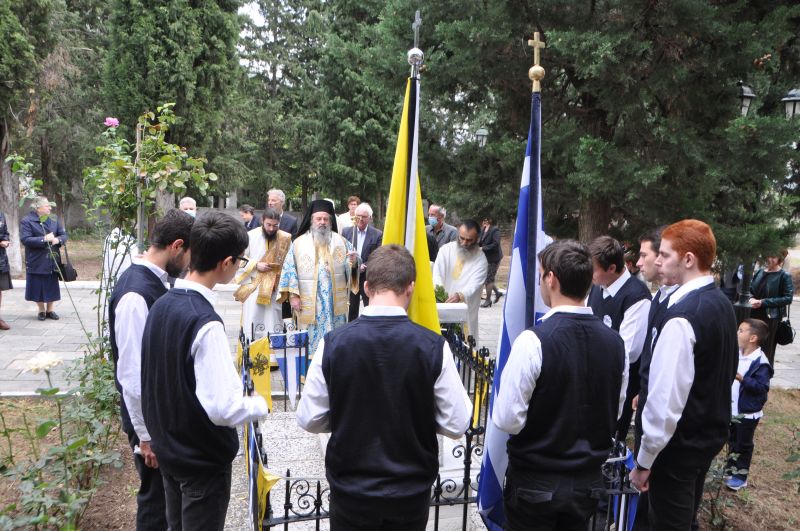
[433,219,488,344]
[278,199,359,356]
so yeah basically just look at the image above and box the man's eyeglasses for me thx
[233,255,249,267]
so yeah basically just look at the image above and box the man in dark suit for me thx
[342,203,383,321]
[267,189,299,237]
[238,204,261,231]
[479,217,503,307]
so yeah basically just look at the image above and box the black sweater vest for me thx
[321,314,444,499]
[651,283,737,467]
[141,289,238,476]
[108,264,167,433]
[507,312,625,474]
[588,275,651,332]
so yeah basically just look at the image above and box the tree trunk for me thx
[156,191,175,216]
[578,195,611,243]
[0,120,23,276]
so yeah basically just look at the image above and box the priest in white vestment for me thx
[279,200,359,356]
[433,220,488,343]
[235,209,292,346]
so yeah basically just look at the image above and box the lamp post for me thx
[475,127,488,148]
[781,88,800,120]
[732,82,757,323]
[731,85,799,324]
[738,82,756,117]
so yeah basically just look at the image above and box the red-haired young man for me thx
[630,219,737,530]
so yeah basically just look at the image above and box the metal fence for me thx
[259,328,493,530]
[253,327,639,531]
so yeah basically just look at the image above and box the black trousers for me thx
[616,359,641,443]
[347,288,369,322]
[124,428,168,531]
[647,460,710,531]
[727,417,759,480]
[503,467,604,531]
[161,464,232,531]
[329,489,429,531]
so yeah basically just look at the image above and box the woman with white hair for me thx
[19,197,68,320]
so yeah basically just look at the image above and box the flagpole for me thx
[525,32,546,328]
[477,32,548,529]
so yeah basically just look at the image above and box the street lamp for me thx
[782,88,800,120]
[732,82,758,323]
[475,127,488,148]
[738,82,756,117]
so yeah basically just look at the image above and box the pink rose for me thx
[104,117,120,128]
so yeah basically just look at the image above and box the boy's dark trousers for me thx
[503,467,605,531]
[161,464,232,531]
[727,417,760,480]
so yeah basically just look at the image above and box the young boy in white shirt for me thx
[727,318,774,490]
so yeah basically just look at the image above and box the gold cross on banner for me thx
[527,31,546,93]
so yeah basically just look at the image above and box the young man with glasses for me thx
[141,211,269,531]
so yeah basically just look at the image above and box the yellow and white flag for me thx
[382,77,440,334]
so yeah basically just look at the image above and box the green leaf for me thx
[36,387,60,396]
[67,437,89,451]
[35,421,57,439]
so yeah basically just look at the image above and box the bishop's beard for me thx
[311,224,332,248]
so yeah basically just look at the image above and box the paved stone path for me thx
[2,282,799,530]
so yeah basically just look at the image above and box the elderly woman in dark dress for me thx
[0,210,12,330]
[20,197,68,321]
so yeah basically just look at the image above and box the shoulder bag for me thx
[775,272,794,346]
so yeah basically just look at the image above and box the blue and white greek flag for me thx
[477,90,550,529]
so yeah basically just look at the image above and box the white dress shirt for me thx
[602,269,651,365]
[493,305,629,435]
[637,275,714,469]
[174,279,269,426]
[356,228,367,257]
[115,259,169,442]
[296,305,473,438]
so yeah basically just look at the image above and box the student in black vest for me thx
[296,244,471,531]
[109,209,193,531]
[631,226,676,531]
[494,239,627,531]
[630,219,738,530]
[588,236,651,443]
[141,212,269,531]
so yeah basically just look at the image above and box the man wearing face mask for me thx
[278,200,359,356]
[433,219,488,344]
[108,209,194,530]
[235,208,292,345]
[179,197,197,218]
[426,204,458,249]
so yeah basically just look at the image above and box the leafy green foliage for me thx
[83,104,217,232]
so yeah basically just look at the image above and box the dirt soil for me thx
[0,398,136,529]
[697,388,800,530]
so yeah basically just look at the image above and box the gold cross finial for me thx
[527,32,546,93]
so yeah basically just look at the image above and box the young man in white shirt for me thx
[297,244,471,530]
[493,239,627,531]
[109,208,193,530]
[141,211,269,531]
[630,219,738,530]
